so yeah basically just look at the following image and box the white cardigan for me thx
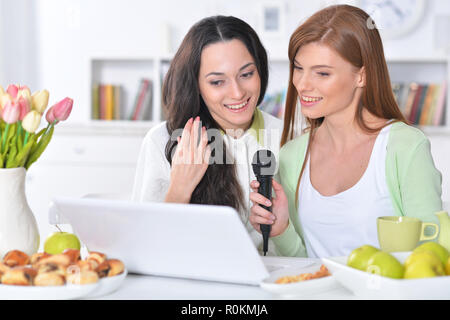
[132,110,283,256]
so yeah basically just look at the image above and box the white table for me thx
[91,256,356,300]
[93,274,355,300]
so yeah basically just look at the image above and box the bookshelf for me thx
[88,55,450,132]
[88,55,173,124]
[387,57,449,129]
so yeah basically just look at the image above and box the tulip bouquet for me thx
[0,84,73,170]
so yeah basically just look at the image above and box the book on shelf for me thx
[419,84,436,125]
[408,84,423,124]
[403,83,419,120]
[392,80,447,126]
[91,83,122,121]
[398,83,412,115]
[92,84,100,120]
[104,84,114,120]
[433,80,447,126]
[99,85,105,120]
[129,78,153,121]
[114,86,121,120]
[414,84,428,124]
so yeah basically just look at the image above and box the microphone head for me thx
[252,149,276,177]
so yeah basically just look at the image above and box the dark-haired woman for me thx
[249,5,442,258]
[132,16,282,255]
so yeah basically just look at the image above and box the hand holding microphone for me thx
[251,150,289,255]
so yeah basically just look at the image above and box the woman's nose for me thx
[294,73,313,92]
[229,80,245,100]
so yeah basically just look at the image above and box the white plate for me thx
[260,262,340,297]
[0,268,127,300]
[0,282,99,300]
[84,268,128,298]
[322,252,450,299]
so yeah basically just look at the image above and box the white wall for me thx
[27,0,450,122]
[0,0,40,89]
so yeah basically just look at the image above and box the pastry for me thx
[62,249,81,263]
[0,263,10,277]
[3,250,30,267]
[66,270,99,285]
[36,262,67,277]
[96,259,125,278]
[36,254,71,267]
[35,254,71,276]
[30,252,52,266]
[69,259,97,273]
[0,249,125,287]
[1,267,37,286]
[34,272,65,286]
[86,251,106,267]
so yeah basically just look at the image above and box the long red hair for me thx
[280,5,407,204]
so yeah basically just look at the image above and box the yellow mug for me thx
[377,216,439,252]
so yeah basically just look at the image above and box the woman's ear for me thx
[357,66,366,88]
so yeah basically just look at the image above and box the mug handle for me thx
[420,223,439,241]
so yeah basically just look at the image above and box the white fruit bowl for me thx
[321,252,450,299]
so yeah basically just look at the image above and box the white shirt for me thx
[298,124,395,258]
[132,110,283,255]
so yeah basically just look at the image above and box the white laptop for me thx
[49,197,317,286]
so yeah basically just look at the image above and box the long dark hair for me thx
[163,15,268,213]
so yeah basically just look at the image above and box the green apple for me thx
[413,242,449,266]
[347,245,380,271]
[404,259,445,279]
[44,231,81,255]
[366,251,404,279]
[405,250,443,270]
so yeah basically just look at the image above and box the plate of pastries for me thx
[0,249,127,300]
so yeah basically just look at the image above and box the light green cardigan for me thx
[271,122,443,257]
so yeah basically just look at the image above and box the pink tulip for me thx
[18,96,30,121]
[45,106,58,124]
[2,100,20,124]
[51,97,73,121]
[6,84,18,99]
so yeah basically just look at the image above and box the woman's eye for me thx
[210,80,224,86]
[317,72,330,77]
[241,71,254,78]
[293,65,302,70]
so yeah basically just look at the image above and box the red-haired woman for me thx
[249,5,442,258]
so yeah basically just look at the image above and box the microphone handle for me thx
[257,175,272,256]
[257,175,273,212]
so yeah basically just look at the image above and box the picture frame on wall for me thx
[259,2,285,37]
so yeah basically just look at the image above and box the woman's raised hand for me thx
[165,116,211,203]
[249,179,290,237]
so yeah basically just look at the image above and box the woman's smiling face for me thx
[292,42,365,121]
[198,39,261,132]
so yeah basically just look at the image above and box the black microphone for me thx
[252,149,276,256]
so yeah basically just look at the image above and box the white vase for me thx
[0,167,40,258]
